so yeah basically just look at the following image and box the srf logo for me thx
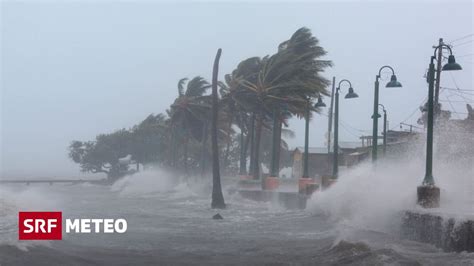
[19,212,62,240]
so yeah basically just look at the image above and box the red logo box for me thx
[19,212,62,240]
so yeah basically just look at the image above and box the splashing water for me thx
[111,169,177,196]
[0,186,61,250]
[307,130,474,234]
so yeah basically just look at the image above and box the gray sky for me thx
[1,1,473,178]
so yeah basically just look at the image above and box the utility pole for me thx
[327,76,335,154]
[302,100,310,178]
[434,38,443,106]
[326,77,335,179]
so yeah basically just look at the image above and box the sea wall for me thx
[402,210,474,252]
[238,190,308,210]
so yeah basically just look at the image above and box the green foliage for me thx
[68,115,168,179]
[169,76,212,141]
[234,27,332,118]
[68,27,332,179]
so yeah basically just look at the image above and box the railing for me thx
[0,179,106,185]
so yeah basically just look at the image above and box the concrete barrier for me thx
[238,179,261,190]
[402,210,474,252]
[238,190,308,210]
[298,178,313,193]
[263,177,280,191]
[321,175,337,189]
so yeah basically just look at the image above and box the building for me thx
[291,142,369,178]
[291,128,425,179]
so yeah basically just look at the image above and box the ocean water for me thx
[0,168,473,265]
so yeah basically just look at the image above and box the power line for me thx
[448,90,474,103]
[440,99,474,103]
[391,95,428,130]
[441,88,473,101]
[447,34,474,44]
[399,122,424,132]
[340,120,371,133]
[440,87,474,92]
[438,89,472,119]
[443,96,463,119]
[319,112,365,132]
[390,107,420,131]
[448,73,474,100]
[318,112,368,137]
[452,40,473,47]
[389,67,471,131]
[449,72,461,90]
[339,122,363,138]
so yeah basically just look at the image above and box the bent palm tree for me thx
[234,27,332,180]
[211,49,226,209]
[169,76,212,174]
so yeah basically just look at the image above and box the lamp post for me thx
[299,96,326,193]
[301,96,326,178]
[417,43,462,208]
[302,99,311,179]
[372,66,402,162]
[266,105,292,190]
[332,80,358,178]
[378,104,387,157]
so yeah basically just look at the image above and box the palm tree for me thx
[211,49,226,209]
[219,56,263,177]
[234,27,332,180]
[217,83,235,173]
[168,76,211,174]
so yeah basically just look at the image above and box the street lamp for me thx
[378,104,387,157]
[315,96,327,108]
[333,80,358,178]
[302,96,326,179]
[417,43,462,208]
[371,66,402,162]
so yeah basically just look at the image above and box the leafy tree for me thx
[130,114,168,168]
[168,76,211,174]
[69,129,133,180]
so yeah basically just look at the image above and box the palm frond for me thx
[281,128,295,139]
[177,78,188,96]
[186,76,211,97]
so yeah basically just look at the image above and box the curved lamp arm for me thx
[337,79,352,91]
[378,103,387,113]
[433,44,453,58]
[378,65,396,78]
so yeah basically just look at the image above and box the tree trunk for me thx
[171,125,177,168]
[183,131,188,176]
[201,122,208,178]
[223,105,234,174]
[249,113,256,179]
[170,127,175,168]
[238,126,247,175]
[223,142,231,174]
[252,110,263,180]
[270,109,281,177]
[211,49,226,209]
[277,119,282,173]
[244,130,251,157]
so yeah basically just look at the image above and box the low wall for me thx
[402,210,474,252]
[238,190,308,210]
